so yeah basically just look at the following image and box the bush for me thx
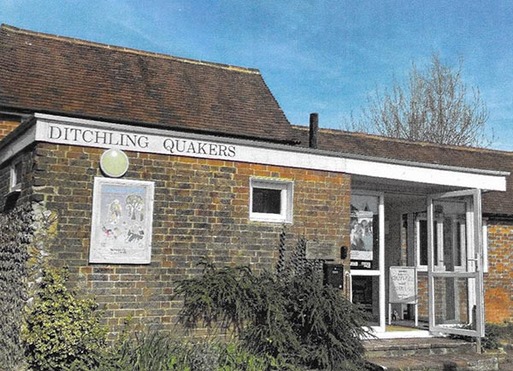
[22,267,109,370]
[483,322,513,349]
[283,272,369,369]
[109,329,290,371]
[174,260,371,370]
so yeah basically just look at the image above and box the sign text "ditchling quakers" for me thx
[163,138,236,158]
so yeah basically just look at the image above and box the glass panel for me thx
[435,200,466,272]
[419,220,438,266]
[352,276,380,326]
[433,276,475,330]
[350,195,379,270]
[252,188,281,214]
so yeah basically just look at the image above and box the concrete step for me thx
[364,338,475,358]
[364,338,499,370]
[367,353,499,371]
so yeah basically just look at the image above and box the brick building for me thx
[0,24,512,339]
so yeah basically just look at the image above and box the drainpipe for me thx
[309,113,319,149]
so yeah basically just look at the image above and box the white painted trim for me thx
[0,124,36,164]
[9,160,22,192]
[350,191,386,332]
[373,329,433,339]
[482,221,489,273]
[249,178,294,223]
[345,158,506,191]
[350,270,381,276]
[378,193,386,332]
[1,113,508,191]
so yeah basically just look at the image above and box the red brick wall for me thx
[25,143,351,333]
[485,220,513,323]
[0,120,20,141]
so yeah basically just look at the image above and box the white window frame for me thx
[482,219,489,273]
[249,178,293,223]
[415,213,467,272]
[415,215,443,272]
[9,160,22,193]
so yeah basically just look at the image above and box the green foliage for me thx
[218,341,297,371]
[174,261,259,334]
[483,322,513,350]
[0,204,33,369]
[174,258,371,370]
[22,267,109,371]
[107,329,290,371]
[449,322,513,351]
[284,271,369,370]
[111,330,189,371]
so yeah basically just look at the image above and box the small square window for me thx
[9,161,22,193]
[250,178,293,223]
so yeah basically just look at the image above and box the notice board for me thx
[389,266,417,304]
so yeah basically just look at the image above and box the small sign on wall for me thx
[90,177,154,264]
[389,266,417,304]
[305,241,338,260]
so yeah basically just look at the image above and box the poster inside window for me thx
[90,177,154,264]
[350,194,379,269]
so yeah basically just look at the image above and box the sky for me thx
[2,0,513,150]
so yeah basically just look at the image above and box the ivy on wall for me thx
[0,204,33,368]
[0,201,57,369]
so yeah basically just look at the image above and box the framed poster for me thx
[350,194,379,264]
[350,210,374,261]
[90,177,154,264]
[388,266,417,304]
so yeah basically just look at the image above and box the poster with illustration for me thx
[90,178,154,264]
[350,195,378,262]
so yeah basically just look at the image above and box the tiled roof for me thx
[293,126,513,215]
[0,25,295,143]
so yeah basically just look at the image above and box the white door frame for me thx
[350,191,386,333]
[427,189,484,338]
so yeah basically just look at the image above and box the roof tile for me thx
[0,25,295,143]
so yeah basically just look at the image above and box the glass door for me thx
[350,192,385,332]
[427,189,484,338]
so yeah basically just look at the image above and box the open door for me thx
[427,189,484,339]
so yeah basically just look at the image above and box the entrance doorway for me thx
[350,189,485,338]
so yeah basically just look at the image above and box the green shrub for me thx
[0,204,33,369]
[174,262,259,334]
[112,330,219,371]
[218,341,297,371]
[22,267,109,370]
[111,330,182,371]
[112,330,294,371]
[174,259,371,370]
[283,271,369,370]
[483,322,513,349]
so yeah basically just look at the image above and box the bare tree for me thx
[350,55,491,147]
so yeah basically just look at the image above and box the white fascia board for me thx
[345,158,507,191]
[0,124,37,164]
[27,113,509,192]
